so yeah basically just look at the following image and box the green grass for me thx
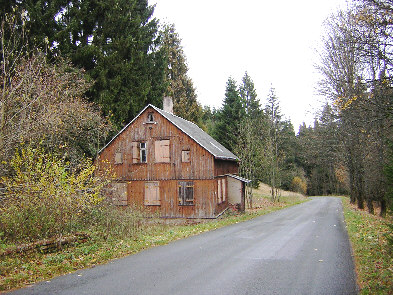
[0,196,307,292]
[341,197,393,294]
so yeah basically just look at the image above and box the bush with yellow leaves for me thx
[0,143,110,243]
[291,176,308,195]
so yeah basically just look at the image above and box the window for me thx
[182,150,190,162]
[145,182,160,205]
[132,141,147,163]
[218,178,226,203]
[178,181,194,206]
[155,140,170,162]
[147,112,154,122]
[114,152,123,164]
[111,183,127,206]
[140,142,147,163]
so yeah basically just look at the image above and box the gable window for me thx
[178,181,194,206]
[155,140,170,163]
[132,141,147,163]
[147,112,154,122]
[145,181,160,205]
[182,150,190,162]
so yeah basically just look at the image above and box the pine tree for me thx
[239,72,260,116]
[214,77,244,151]
[161,23,202,126]
[1,0,167,128]
[236,73,265,206]
[264,88,283,202]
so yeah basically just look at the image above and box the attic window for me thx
[182,150,190,162]
[147,113,154,122]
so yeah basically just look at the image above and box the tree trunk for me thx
[367,198,374,214]
[380,199,387,218]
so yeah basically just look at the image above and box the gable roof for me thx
[99,104,239,161]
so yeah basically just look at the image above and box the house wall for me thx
[119,179,217,218]
[227,177,242,205]
[97,106,215,181]
[214,159,239,176]
[97,106,230,218]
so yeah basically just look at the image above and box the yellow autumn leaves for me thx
[0,143,111,242]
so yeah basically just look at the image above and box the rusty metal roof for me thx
[99,104,238,161]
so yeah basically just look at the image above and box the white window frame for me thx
[140,142,147,163]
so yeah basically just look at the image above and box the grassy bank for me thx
[341,197,393,294]
[1,193,306,292]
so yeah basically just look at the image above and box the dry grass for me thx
[342,197,393,294]
[251,183,307,209]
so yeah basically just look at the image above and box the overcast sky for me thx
[151,0,348,131]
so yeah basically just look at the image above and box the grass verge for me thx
[341,197,393,294]
[0,196,306,292]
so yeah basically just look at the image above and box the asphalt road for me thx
[10,197,358,295]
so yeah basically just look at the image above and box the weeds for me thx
[342,197,393,294]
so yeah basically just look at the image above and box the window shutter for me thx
[182,150,190,162]
[112,183,128,206]
[132,142,139,163]
[145,182,160,205]
[178,181,194,205]
[218,180,222,203]
[115,152,123,164]
[155,140,170,163]
[222,179,226,202]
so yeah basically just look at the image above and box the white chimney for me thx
[163,96,173,114]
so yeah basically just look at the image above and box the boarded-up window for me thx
[155,140,170,163]
[178,181,194,206]
[218,178,226,203]
[182,150,190,162]
[114,152,123,164]
[111,183,128,206]
[145,181,160,205]
[132,141,147,163]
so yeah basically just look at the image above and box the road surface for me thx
[10,197,358,295]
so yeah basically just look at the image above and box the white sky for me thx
[151,0,348,131]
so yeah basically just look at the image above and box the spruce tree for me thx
[1,0,167,128]
[214,77,244,151]
[161,24,202,126]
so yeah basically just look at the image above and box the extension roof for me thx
[99,104,239,161]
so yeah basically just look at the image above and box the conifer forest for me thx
[0,0,392,272]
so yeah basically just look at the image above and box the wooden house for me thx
[97,99,250,218]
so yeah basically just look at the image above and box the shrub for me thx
[291,176,307,195]
[87,202,147,240]
[0,143,110,243]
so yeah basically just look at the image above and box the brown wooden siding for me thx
[97,107,215,181]
[96,106,240,218]
[126,179,217,218]
[214,159,239,176]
